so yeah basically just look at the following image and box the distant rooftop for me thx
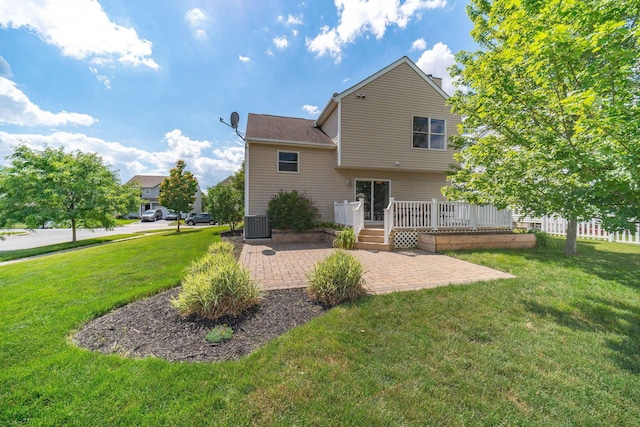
[126,175,167,188]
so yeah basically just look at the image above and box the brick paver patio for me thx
[240,242,515,294]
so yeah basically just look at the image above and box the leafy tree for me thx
[159,160,199,232]
[204,184,243,232]
[229,162,245,204]
[0,144,139,242]
[445,0,640,255]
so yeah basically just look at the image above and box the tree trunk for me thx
[564,217,578,255]
[71,218,77,242]
[177,216,181,232]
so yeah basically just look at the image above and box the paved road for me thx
[0,221,205,251]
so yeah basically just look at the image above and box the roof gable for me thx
[316,56,448,126]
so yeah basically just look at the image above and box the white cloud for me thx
[89,66,111,89]
[278,14,303,25]
[410,37,427,51]
[415,41,456,95]
[0,56,12,77]
[239,55,251,63]
[0,0,159,69]
[266,49,274,56]
[292,29,299,37]
[185,8,206,26]
[185,8,208,39]
[0,77,98,126]
[0,130,244,189]
[273,36,288,49]
[306,0,446,60]
[302,104,320,116]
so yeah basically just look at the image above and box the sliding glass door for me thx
[355,180,390,221]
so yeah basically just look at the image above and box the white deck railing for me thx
[334,199,365,242]
[336,198,512,245]
[385,199,512,241]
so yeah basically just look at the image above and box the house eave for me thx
[248,138,336,149]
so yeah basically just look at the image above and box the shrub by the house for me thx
[267,190,319,232]
[172,250,262,320]
[307,250,367,306]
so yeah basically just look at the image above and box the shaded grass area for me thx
[1,235,640,425]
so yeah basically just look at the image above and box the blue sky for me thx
[0,0,475,189]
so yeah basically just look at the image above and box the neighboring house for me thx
[126,175,202,217]
[245,56,460,227]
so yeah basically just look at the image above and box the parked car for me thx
[165,211,179,221]
[141,209,162,222]
[185,213,215,226]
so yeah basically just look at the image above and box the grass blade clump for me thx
[307,250,367,306]
[333,227,356,249]
[207,240,235,256]
[172,250,262,319]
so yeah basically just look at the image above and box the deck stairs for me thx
[355,228,394,252]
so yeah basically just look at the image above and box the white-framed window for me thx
[277,150,299,173]
[412,117,446,150]
[143,189,152,195]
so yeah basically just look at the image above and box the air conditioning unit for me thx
[244,215,271,239]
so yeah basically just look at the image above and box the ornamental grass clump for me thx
[207,240,235,256]
[307,250,367,306]
[172,251,262,320]
[333,227,356,250]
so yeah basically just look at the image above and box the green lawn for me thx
[0,231,179,262]
[1,234,640,426]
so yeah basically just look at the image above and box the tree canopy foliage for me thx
[159,160,199,232]
[0,144,139,242]
[445,0,640,254]
[204,164,244,232]
[204,184,243,232]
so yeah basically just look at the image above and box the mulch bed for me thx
[72,232,326,363]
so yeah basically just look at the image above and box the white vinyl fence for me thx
[541,217,640,245]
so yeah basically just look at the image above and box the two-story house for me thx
[127,175,202,218]
[244,56,460,232]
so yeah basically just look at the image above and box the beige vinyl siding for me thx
[247,143,349,221]
[248,140,450,222]
[345,169,448,201]
[339,62,459,171]
[323,108,340,144]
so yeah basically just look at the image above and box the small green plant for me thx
[528,229,554,248]
[307,250,367,306]
[207,240,235,256]
[172,251,262,319]
[267,190,319,232]
[205,325,234,343]
[333,227,356,250]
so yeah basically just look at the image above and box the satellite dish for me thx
[230,112,239,129]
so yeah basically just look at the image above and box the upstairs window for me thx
[278,151,299,173]
[143,189,152,194]
[413,117,446,150]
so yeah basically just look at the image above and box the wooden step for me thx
[358,235,385,243]
[358,228,385,237]
[354,241,394,252]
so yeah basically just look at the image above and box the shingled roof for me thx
[126,175,167,188]
[246,113,335,147]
